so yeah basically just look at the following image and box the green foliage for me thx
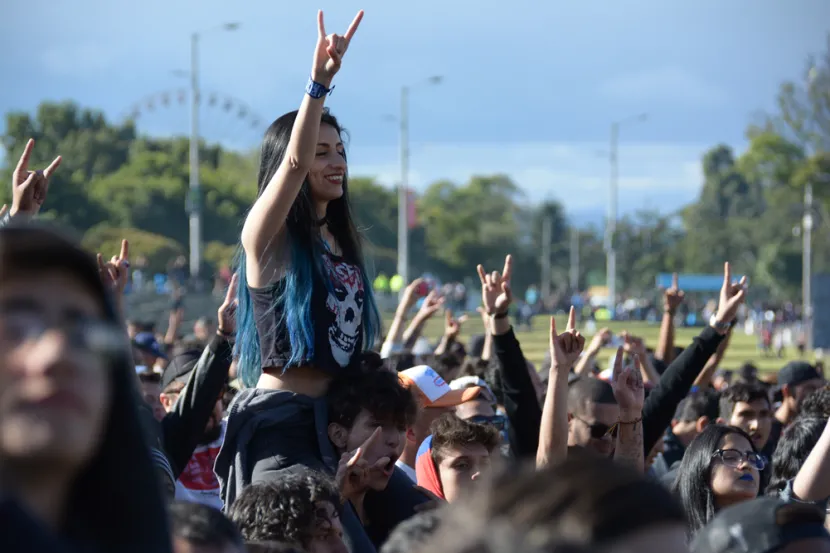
[82,225,184,273]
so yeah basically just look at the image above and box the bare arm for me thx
[792,418,830,502]
[380,279,422,356]
[573,328,610,377]
[655,274,684,363]
[693,327,733,388]
[537,309,583,469]
[241,11,364,287]
[612,353,646,472]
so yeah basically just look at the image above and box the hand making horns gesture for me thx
[313,10,364,83]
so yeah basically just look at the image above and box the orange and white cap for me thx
[398,365,481,408]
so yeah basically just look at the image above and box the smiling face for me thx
[709,433,760,509]
[308,123,347,204]
[0,272,111,472]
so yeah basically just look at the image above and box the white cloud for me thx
[599,67,727,107]
[348,140,707,214]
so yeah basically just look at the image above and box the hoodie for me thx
[0,224,173,553]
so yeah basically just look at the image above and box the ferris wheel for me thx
[122,89,267,152]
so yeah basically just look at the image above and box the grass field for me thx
[405,314,813,375]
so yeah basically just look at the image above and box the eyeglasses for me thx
[711,448,766,470]
[469,414,507,432]
[573,416,618,440]
[0,309,127,357]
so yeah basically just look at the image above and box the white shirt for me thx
[396,459,416,482]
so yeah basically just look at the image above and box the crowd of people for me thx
[3,9,830,553]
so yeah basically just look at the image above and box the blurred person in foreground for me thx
[691,497,830,553]
[170,500,245,553]
[0,224,171,552]
[446,449,685,552]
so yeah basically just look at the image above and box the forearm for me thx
[693,330,731,388]
[433,334,453,356]
[536,368,569,468]
[639,353,661,385]
[242,86,329,255]
[615,409,644,472]
[402,315,429,349]
[655,311,675,363]
[574,347,600,376]
[793,418,830,501]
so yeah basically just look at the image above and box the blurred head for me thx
[429,413,500,503]
[567,378,619,456]
[718,383,772,450]
[675,424,762,534]
[0,229,116,484]
[139,372,166,422]
[327,368,417,491]
[193,317,215,342]
[379,508,445,553]
[229,471,346,553]
[160,350,223,444]
[170,501,245,553]
[800,387,830,419]
[768,417,827,497]
[462,450,687,553]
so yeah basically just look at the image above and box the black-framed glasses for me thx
[573,416,618,440]
[469,414,507,432]
[711,448,766,470]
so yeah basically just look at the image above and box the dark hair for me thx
[246,542,304,553]
[675,393,718,423]
[718,382,770,420]
[0,225,172,552]
[327,368,418,431]
[673,424,759,534]
[169,501,243,549]
[459,450,684,549]
[380,509,445,553]
[384,351,417,373]
[431,413,501,464]
[234,109,381,386]
[568,378,617,414]
[800,386,830,419]
[767,416,828,494]
[228,470,341,548]
[139,372,161,384]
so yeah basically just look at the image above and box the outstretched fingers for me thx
[343,10,364,41]
[317,10,327,38]
[14,139,35,178]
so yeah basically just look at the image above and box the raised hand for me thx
[97,239,130,297]
[587,327,611,353]
[217,273,239,337]
[334,427,389,501]
[444,309,467,340]
[416,290,444,320]
[611,347,645,414]
[549,306,585,371]
[664,273,685,314]
[313,10,364,84]
[11,139,62,217]
[0,205,7,219]
[714,262,747,326]
[477,255,513,316]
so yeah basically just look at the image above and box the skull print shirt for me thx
[250,250,366,373]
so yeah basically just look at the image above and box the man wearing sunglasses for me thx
[452,377,510,455]
[567,377,619,457]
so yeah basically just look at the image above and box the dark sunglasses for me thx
[573,416,618,440]
[469,414,507,432]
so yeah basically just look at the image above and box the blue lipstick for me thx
[739,473,755,482]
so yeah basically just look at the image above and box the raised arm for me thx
[241,10,364,285]
[655,273,684,364]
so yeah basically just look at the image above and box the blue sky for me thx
[1,0,828,224]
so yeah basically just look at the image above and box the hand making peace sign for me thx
[11,139,62,218]
[313,10,364,84]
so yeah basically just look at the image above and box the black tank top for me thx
[249,251,365,373]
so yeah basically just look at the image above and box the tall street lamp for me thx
[606,112,647,317]
[188,22,239,283]
[397,76,443,289]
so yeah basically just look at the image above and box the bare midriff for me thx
[257,364,333,398]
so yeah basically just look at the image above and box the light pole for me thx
[803,67,820,351]
[606,113,647,317]
[397,76,442,289]
[188,22,239,283]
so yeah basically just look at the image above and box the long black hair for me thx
[235,109,381,385]
[673,424,759,535]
